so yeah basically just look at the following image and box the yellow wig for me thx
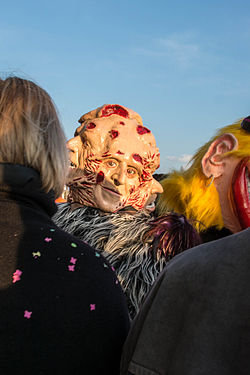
[157,118,250,231]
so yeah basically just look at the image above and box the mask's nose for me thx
[151,179,163,194]
[111,164,126,186]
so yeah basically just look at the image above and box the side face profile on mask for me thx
[157,116,250,240]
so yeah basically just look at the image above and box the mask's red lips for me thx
[232,157,250,229]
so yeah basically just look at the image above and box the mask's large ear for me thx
[201,133,238,178]
[67,136,82,168]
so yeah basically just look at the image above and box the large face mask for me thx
[67,104,163,213]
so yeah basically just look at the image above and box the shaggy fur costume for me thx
[53,203,201,319]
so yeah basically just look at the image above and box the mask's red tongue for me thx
[232,157,250,229]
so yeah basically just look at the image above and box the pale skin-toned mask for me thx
[67,104,163,213]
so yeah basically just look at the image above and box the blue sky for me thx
[1,0,250,173]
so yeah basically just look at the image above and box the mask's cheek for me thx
[125,181,153,210]
[232,157,250,229]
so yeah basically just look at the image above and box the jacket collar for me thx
[0,163,57,217]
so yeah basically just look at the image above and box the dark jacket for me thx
[0,163,129,375]
[121,228,250,375]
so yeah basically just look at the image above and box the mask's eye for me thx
[105,159,118,168]
[70,161,77,167]
[127,167,138,178]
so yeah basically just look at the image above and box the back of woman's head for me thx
[0,76,68,197]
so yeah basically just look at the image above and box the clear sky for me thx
[1,0,250,173]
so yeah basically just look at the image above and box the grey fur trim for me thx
[53,203,166,319]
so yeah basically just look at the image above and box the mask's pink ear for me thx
[201,133,238,178]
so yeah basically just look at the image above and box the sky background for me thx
[1,0,250,173]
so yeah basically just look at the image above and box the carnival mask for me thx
[67,104,163,213]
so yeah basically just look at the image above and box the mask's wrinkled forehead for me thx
[74,104,160,173]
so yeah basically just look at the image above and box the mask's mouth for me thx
[144,194,157,212]
[232,157,250,229]
[145,201,156,212]
[101,185,122,196]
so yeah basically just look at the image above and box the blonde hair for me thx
[0,76,68,197]
[157,118,250,231]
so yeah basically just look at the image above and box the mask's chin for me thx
[232,157,250,230]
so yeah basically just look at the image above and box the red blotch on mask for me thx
[117,150,124,155]
[86,122,96,129]
[110,130,119,139]
[101,105,129,118]
[96,171,105,183]
[142,170,150,181]
[129,186,135,194]
[133,154,143,164]
[120,121,125,125]
[137,125,151,135]
[102,151,111,157]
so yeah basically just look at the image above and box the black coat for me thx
[121,228,250,375]
[0,163,129,375]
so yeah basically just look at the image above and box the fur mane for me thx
[53,204,200,319]
[53,204,166,319]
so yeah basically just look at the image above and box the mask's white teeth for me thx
[246,170,250,198]
[146,202,155,209]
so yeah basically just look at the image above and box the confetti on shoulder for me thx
[95,252,100,257]
[71,242,77,248]
[32,251,41,258]
[68,265,75,272]
[44,237,52,242]
[103,263,108,268]
[13,269,22,283]
[24,310,32,319]
[50,228,56,232]
[70,257,77,264]
[90,304,96,311]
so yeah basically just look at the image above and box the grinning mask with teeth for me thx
[66,104,163,213]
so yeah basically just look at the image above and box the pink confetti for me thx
[68,265,75,272]
[70,257,77,264]
[24,310,32,319]
[44,237,52,242]
[111,266,115,272]
[13,269,22,283]
[90,304,96,311]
